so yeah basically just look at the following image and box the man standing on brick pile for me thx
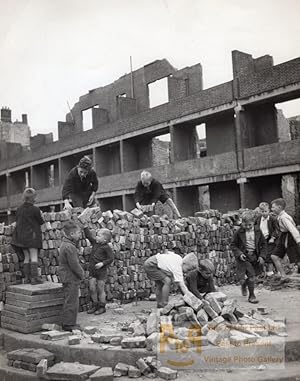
[62,156,98,209]
[134,170,181,218]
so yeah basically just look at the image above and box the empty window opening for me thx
[148,77,169,108]
[196,124,207,157]
[82,108,93,131]
[152,133,171,166]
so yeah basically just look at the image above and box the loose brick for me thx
[83,326,97,335]
[146,311,160,336]
[128,365,141,378]
[205,295,222,314]
[37,359,48,377]
[157,366,178,380]
[68,335,81,345]
[183,293,203,312]
[136,358,151,375]
[114,362,129,376]
[196,309,209,325]
[121,336,146,349]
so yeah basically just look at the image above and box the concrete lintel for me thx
[239,82,300,106]
[245,164,300,179]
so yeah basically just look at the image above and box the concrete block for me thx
[42,323,61,331]
[183,293,203,312]
[37,359,48,377]
[47,362,100,380]
[157,366,178,380]
[110,336,123,346]
[21,362,37,372]
[68,335,81,345]
[146,332,160,351]
[89,367,113,381]
[196,309,209,325]
[146,311,160,336]
[136,358,151,375]
[83,326,97,335]
[114,362,129,376]
[203,301,218,319]
[128,365,141,378]
[121,336,146,348]
[210,316,225,328]
[206,292,227,302]
[205,295,222,314]
[13,360,22,369]
[207,330,224,346]
[40,330,70,341]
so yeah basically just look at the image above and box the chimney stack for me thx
[22,114,28,124]
[1,107,12,123]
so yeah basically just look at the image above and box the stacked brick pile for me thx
[0,223,21,313]
[0,208,237,313]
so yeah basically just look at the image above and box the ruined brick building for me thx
[0,50,300,224]
[0,107,30,147]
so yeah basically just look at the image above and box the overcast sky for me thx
[1,0,300,140]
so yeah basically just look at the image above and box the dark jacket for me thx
[12,202,43,249]
[58,237,85,284]
[255,215,279,242]
[134,178,168,205]
[231,226,267,262]
[84,228,114,277]
[185,270,216,299]
[62,167,98,201]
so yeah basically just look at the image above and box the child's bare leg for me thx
[87,278,98,314]
[94,280,106,315]
[271,254,286,278]
[97,280,106,305]
[29,248,42,284]
[23,249,30,283]
[155,281,163,307]
[161,277,172,307]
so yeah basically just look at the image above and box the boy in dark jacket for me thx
[185,259,216,299]
[255,202,279,276]
[84,227,114,315]
[231,211,267,304]
[12,188,44,284]
[58,221,84,331]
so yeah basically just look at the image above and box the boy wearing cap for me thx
[144,248,198,308]
[185,259,216,299]
[231,211,267,304]
[62,156,98,209]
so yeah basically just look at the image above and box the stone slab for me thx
[7,282,63,296]
[46,362,100,381]
[5,291,64,302]
[5,297,64,309]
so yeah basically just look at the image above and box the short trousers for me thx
[143,256,172,284]
[89,267,108,281]
[236,259,257,281]
[273,232,300,262]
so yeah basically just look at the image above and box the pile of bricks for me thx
[0,207,237,313]
[7,348,55,373]
[1,283,63,333]
[147,292,287,351]
[0,223,21,313]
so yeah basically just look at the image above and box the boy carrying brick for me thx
[144,248,198,308]
[185,259,216,299]
[271,198,300,279]
[255,202,279,277]
[231,211,267,304]
[58,221,84,331]
[84,226,114,315]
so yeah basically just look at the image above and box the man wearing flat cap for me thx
[62,156,98,209]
